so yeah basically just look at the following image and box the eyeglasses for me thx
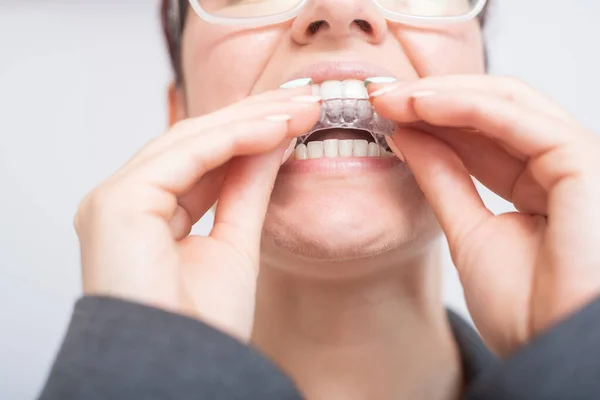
[185,0,488,26]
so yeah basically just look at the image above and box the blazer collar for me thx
[447,310,499,383]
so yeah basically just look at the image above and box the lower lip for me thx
[280,156,403,174]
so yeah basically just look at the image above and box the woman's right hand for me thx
[74,86,320,342]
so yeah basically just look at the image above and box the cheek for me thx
[394,22,485,76]
[179,21,484,114]
[181,25,282,115]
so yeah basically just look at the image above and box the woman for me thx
[40,0,600,399]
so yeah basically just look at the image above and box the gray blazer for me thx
[38,296,600,399]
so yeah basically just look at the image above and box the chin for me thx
[261,165,441,266]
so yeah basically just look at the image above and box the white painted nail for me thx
[265,114,292,122]
[281,138,297,165]
[280,78,312,89]
[364,77,397,87]
[385,137,405,162]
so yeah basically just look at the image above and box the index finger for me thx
[369,75,573,122]
[372,89,578,159]
[124,106,319,221]
[120,85,315,174]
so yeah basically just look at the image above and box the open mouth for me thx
[290,79,398,161]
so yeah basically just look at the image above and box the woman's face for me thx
[176,1,485,263]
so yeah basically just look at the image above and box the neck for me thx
[252,246,463,400]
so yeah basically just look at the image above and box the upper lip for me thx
[283,61,397,85]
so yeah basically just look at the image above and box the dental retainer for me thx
[280,76,398,149]
[299,97,397,149]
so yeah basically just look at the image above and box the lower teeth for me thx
[293,139,395,160]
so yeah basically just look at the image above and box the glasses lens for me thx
[196,0,302,18]
[375,0,479,17]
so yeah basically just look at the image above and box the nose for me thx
[290,0,387,44]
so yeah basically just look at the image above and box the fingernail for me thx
[364,77,397,87]
[281,138,297,165]
[265,114,292,122]
[280,78,312,89]
[290,95,322,103]
[411,90,435,99]
[395,150,406,162]
[385,137,405,163]
[369,84,401,98]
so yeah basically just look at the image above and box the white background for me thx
[1,1,599,398]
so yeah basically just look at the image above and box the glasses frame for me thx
[186,0,488,26]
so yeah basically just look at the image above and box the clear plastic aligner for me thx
[299,98,397,148]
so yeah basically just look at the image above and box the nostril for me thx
[304,19,374,38]
[307,20,328,35]
[353,19,373,34]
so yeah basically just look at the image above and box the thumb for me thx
[392,128,493,251]
[211,138,294,256]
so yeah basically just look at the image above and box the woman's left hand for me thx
[369,75,600,357]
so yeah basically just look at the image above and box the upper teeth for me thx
[312,80,369,100]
